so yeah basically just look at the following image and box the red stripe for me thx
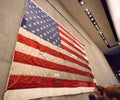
[18,34,91,70]
[7,75,96,90]
[61,37,88,62]
[58,24,84,50]
[62,45,88,63]
[14,51,94,78]
[61,36,86,56]
[59,29,84,51]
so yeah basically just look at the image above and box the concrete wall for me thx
[0,0,119,100]
[0,0,26,99]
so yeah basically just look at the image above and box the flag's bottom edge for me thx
[3,87,94,100]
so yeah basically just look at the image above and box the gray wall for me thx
[0,0,119,100]
[0,0,26,99]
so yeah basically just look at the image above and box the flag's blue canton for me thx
[21,0,61,47]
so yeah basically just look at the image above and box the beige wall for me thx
[0,0,119,100]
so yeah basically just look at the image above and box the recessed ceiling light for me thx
[85,9,100,31]
[80,1,85,6]
[89,14,92,18]
[99,32,102,34]
[99,32,110,47]
[104,40,108,43]
[96,27,100,30]
[85,8,89,12]
[95,24,98,27]
[91,18,94,21]
[86,11,90,15]
[102,37,105,39]
[93,21,96,25]
[78,0,85,6]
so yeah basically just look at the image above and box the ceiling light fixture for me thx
[93,21,96,25]
[85,9,89,11]
[91,18,94,21]
[77,0,85,6]
[99,32,110,48]
[94,24,100,30]
[89,14,92,18]
[85,9,100,31]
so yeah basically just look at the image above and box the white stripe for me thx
[58,26,85,50]
[61,40,88,63]
[10,62,93,82]
[4,87,94,100]
[60,33,86,56]
[19,27,89,65]
[19,28,87,63]
[60,33,85,54]
[15,42,91,73]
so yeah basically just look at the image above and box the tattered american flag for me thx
[5,0,96,99]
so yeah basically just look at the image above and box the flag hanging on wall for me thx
[4,0,96,99]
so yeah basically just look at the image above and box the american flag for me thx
[5,0,96,99]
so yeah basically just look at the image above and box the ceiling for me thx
[59,0,119,54]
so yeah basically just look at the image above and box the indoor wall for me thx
[0,0,119,100]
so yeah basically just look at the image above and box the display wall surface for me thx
[1,0,119,100]
[4,0,96,99]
